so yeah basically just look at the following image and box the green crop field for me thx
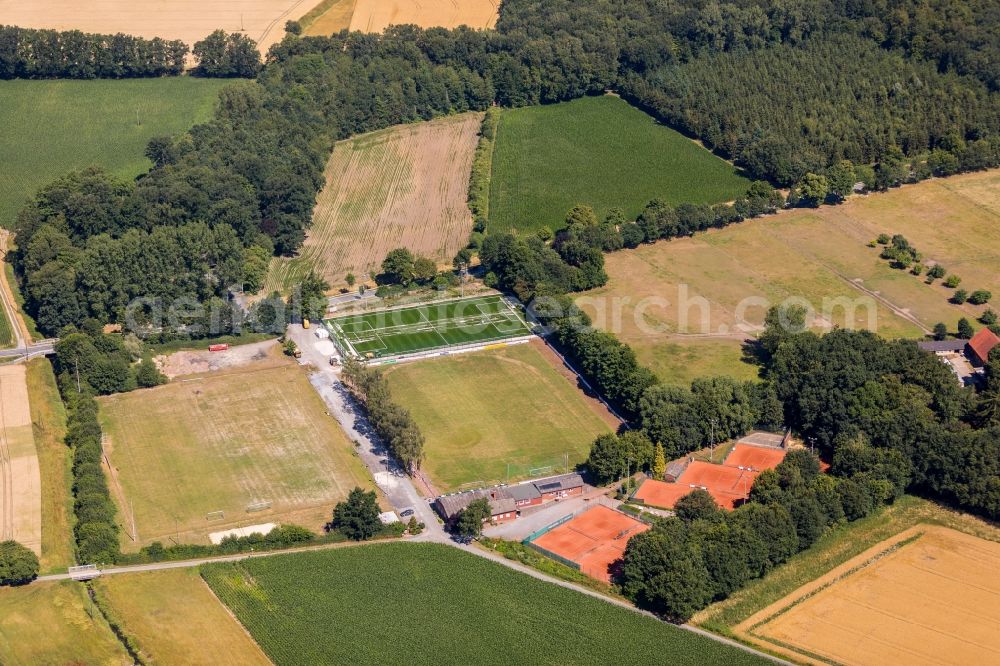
[488,95,750,234]
[0,78,231,227]
[202,542,769,665]
[327,294,532,359]
[383,341,615,491]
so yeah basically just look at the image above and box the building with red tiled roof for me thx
[967,328,1000,367]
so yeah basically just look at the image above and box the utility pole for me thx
[710,418,717,461]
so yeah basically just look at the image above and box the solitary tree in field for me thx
[329,488,381,540]
[957,318,974,339]
[933,322,948,341]
[0,541,39,585]
[345,272,356,288]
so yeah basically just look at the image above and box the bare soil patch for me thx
[0,0,314,57]
[154,339,280,378]
[265,113,482,292]
[739,525,1000,666]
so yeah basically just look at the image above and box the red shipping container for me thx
[208,343,229,352]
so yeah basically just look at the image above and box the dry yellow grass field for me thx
[266,113,482,292]
[579,170,1000,383]
[0,364,40,556]
[302,0,359,34]
[25,359,74,573]
[94,568,271,665]
[98,351,374,550]
[739,525,1000,666]
[0,581,129,665]
[348,0,498,32]
[0,0,313,55]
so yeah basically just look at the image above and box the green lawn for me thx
[328,295,531,358]
[489,95,750,234]
[202,542,769,665]
[0,78,232,227]
[384,342,614,490]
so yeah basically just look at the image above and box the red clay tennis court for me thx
[634,461,761,510]
[725,443,787,470]
[528,505,649,582]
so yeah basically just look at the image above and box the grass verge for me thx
[26,358,74,573]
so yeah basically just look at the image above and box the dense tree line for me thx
[342,359,424,472]
[764,321,999,518]
[631,35,1000,186]
[16,1,1000,332]
[622,446,908,621]
[192,30,261,78]
[0,25,188,78]
[54,327,166,395]
[467,107,499,231]
[133,524,315,563]
[63,391,119,563]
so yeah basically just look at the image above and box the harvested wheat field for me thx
[348,0,497,32]
[0,365,40,555]
[0,0,313,55]
[739,525,1000,666]
[266,113,482,292]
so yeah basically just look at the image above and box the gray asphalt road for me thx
[288,324,446,539]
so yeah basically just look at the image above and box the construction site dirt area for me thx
[348,0,498,32]
[0,365,40,555]
[154,340,280,378]
[0,0,313,57]
[528,506,649,582]
[738,526,1000,666]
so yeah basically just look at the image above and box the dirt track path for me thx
[0,230,29,348]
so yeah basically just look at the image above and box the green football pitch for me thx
[326,295,533,359]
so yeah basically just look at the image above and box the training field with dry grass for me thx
[738,526,1000,666]
[578,169,1000,384]
[0,0,312,55]
[265,113,482,292]
[98,350,374,549]
[0,365,40,556]
[93,568,271,665]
